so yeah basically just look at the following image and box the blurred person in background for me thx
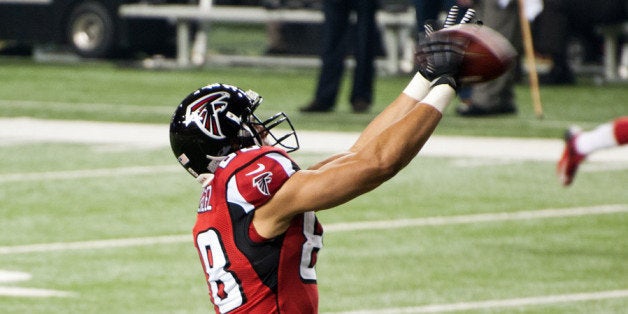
[301,0,378,113]
[532,0,627,85]
[454,0,522,116]
[558,116,628,186]
[412,0,472,34]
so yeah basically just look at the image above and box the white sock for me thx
[575,123,618,155]
[420,84,455,113]
[402,72,431,101]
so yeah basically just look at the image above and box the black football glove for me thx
[414,6,476,90]
[415,32,467,85]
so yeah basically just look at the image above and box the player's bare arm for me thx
[350,93,427,152]
[307,93,428,171]
[253,92,451,238]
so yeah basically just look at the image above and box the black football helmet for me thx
[169,83,299,177]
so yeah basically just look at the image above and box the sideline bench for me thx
[119,4,416,73]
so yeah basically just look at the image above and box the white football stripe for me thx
[329,289,628,313]
[0,286,75,298]
[323,204,628,232]
[0,165,179,183]
[1,205,626,255]
[2,118,628,162]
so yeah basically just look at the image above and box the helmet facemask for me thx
[243,89,300,153]
[248,112,299,153]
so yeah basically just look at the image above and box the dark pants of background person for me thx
[467,0,522,111]
[412,0,457,32]
[311,0,378,111]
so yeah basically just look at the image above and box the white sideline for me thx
[2,117,628,162]
[0,165,180,183]
[323,204,628,232]
[0,287,75,298]
[0,270,75,298]
[1,204,626,255]
[329,290,628,313]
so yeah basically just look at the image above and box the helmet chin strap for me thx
[206,154,228,174]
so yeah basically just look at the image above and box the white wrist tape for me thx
[421,84,455,113]
[402,72,431,101]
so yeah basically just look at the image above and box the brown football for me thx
[435,24,517,84]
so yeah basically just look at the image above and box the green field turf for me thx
[0,57,627,313]
[0,57,626,137]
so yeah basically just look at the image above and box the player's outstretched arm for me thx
[349,5,473,154]
[307,81,431,172]
[253,7,468,239]
[307,70,432,171]
[254,86,454,238]
[254,78,456,238]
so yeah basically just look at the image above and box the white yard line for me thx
[323,204,628,232]
[329,290,628,313]
[0,287,75,298]
[1,204,626,255]
[0,234,189,255]
[0,165,180,183]
[2,117,628,162]
[0,99,173,115]
[0,270,75,298]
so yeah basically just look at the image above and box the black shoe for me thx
[539,71,575,85]
[539,64,575,85]
[264,47,289,55]
[351,100,371,113]
[300,102,332,113]
[456,102,517,117]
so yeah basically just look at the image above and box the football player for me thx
[169,8,470,313]
[557,116,628,186]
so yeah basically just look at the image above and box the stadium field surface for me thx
[1,59,626,313]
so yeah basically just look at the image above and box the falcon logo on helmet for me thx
[184,91,230,139]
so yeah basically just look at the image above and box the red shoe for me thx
[557,127,586,186]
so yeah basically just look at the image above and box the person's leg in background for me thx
[412,0,460,33]
[348,0,378,113]
[532,0,574,85]
[456,0,521,116]
[558,117,628,186]
[413,0,443,31]
[302,0,350,112]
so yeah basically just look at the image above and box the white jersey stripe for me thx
[266,152,297,176]
[226,176,255,213]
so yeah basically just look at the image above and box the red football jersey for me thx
[192,146,323,313]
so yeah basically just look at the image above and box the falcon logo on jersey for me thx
[252,172,273,196]
[184,91,230,139]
